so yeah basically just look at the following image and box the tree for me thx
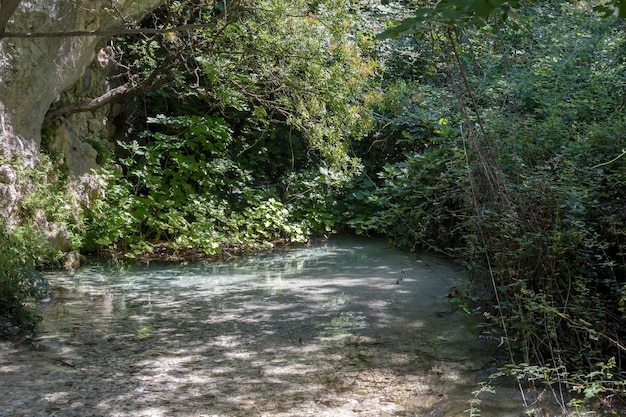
[42,1,241,120]
[356,0,626,406]
[80,0,378,257]
[377,0,626,39]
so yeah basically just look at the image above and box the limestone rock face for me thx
[47,44,121,178]
[0,183,19,223]
[0,0,163,164]
[0,164,16,184]
[0,164,18,223]
[0,0,163,233]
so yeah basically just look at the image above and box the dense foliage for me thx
[2,0,625,411]
[351,0,626,408]
[81,0,375,258]
[0,220,48,333]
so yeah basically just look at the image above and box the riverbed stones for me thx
[0,296,496,417]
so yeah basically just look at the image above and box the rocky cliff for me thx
[0,0,163,162]
[0,0,162,254]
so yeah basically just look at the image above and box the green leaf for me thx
[376,16,429,40]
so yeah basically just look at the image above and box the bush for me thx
[353,0,626,401]
[0,222,48,332]
[83,115,356,258]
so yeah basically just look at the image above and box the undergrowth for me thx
[351,1,626,413]
[0,221,49,335]
[83,114,352,259]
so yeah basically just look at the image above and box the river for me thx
[0,237,562,416]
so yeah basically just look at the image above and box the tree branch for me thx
[1,22,225,38]
[46,83,133,120]
[46,48,178,120]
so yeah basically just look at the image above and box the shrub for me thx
[0,222,48,332]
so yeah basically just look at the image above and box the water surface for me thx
[0,237,549,416]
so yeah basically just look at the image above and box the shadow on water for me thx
[0,237,562,416]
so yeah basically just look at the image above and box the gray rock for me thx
[0,0,164,164]
[0,0,164,226]
[46,222,72,253]
[49,126,99,176]
[63,251,87,270]
[0,164,17,184]
[0,183,19,223]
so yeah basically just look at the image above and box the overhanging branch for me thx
[46,83,130,120]
[0,22,223,39]
[41,0,244,119]
[46,49,178,120]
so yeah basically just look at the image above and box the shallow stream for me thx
[1,237,558,416]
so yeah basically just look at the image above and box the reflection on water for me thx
[7,237,569,416]
[44,237,460,342]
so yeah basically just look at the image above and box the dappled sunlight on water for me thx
[0,237,570,416]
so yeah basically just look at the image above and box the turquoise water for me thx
[0,237,571,416]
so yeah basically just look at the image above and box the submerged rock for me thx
[63,251,86,270]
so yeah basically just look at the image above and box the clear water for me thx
[0,237,572,416]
